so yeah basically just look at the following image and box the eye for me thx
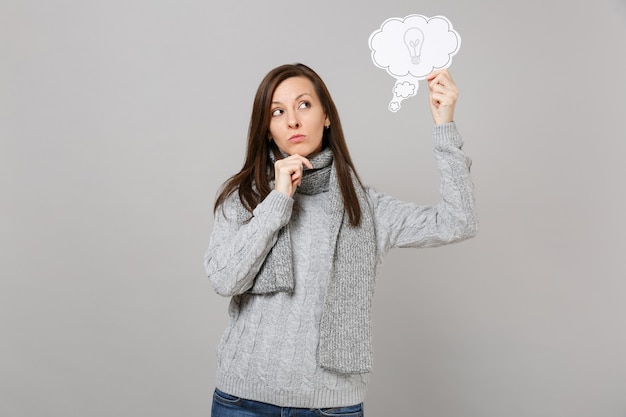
[298,101,311,110]
[271,108,283,117]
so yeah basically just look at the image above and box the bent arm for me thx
[371,122,478,256]
[204,191,293,296]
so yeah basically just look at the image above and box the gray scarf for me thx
[238,148,377,374]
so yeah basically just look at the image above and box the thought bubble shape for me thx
[369,14,461,112]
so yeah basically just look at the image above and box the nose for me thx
[288,113,300,129]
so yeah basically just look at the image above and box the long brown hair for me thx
[214,63,364,226]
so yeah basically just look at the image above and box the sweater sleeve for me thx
[369,122,478,258]
[204,190,294,296]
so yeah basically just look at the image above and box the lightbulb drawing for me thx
[404,27,424,65]
[369,14,461,112]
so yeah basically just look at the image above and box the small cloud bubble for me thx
[394,81,416,98]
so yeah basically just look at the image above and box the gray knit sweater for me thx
[204,122,478,408]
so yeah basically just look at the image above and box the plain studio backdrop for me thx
[2,0,625,416]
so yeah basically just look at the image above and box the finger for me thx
[276,158,304,173]
[431,85,457,100]
[426,69,446,81]
[428,70,455,90]
[431,92,457,107]
[290,164,303,179]
[291,168,304,189]
[277,155,312,173]
[428,76,450,92]
[288,154,313,169]
[429,77,458,95]
[429,82,447,94]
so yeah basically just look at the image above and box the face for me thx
[268,76,329,157]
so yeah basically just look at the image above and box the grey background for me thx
[2,0,625,416]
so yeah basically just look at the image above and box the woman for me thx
[204,63,477,416]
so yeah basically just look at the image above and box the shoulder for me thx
[215,190,249,222]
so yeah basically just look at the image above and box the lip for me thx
[288,134,305,143]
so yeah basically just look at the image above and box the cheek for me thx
[316,120,326,135]
[268,122,279,138]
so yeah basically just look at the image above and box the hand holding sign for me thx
[369,14,461,112]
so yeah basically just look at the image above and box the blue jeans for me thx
[211,388,364,417]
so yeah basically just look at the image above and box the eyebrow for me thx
[271,93,312,105]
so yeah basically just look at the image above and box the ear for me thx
[324,115,330,128]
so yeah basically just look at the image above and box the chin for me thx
[285,146,318,158]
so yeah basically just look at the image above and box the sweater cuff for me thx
[253,190,294,226]
[432,122,463,150]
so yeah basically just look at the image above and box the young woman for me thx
[204,63,477,416]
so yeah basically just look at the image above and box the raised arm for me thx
[370,122,477,256]
[370,70,477,256]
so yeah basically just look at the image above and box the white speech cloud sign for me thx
[369,14,461,112]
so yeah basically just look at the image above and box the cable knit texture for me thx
[243,147,377,374]
[204,122,478,408]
